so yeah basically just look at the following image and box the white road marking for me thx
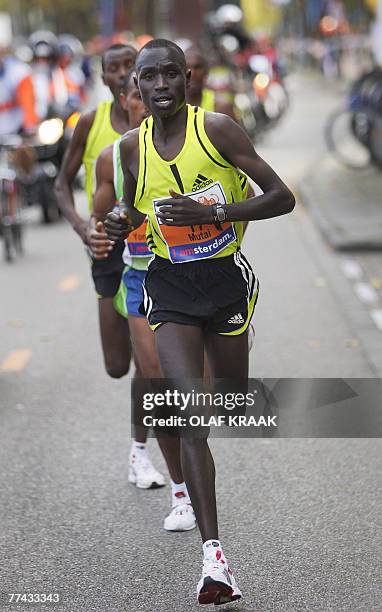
[341,259,363,280]
[339,258,382,332]
[370,309,382,331]
[354,282,379,305]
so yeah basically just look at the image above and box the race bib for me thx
[125,218,152,257]
[153,181,236,263]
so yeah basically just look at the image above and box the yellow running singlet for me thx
[200,88,216,112]
[82,101,120,211]
[134,105,248,263]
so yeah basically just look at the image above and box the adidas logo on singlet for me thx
[192,173,213,192]
[228,313,245,325]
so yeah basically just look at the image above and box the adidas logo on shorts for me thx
[227,313,245,324]
[192,173,213,192]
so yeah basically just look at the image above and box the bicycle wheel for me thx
[12,220,23,255]
[325,106,371,170]
[368,112,382,169]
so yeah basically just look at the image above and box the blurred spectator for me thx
[58,35,87,107]
[0,45,38,135]
[29,31,63,120]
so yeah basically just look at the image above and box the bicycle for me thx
[325,68,382,170]
[0,136,24,262]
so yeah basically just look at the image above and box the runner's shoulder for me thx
[204,110,235,129]
[203,110,239,143]
[74,108,97,140]
[119,127,140,165]
[120,127,140,150]
[203,110,252,159]
[97,144,114,174]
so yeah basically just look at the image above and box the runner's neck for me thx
[110,99,130,135]
[152,104,188,161]
[187,90,202,106]
[153,104,187,142]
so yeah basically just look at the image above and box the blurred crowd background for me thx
[1,0,382,255]
[0,0,380,78]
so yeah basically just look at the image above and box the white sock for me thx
[130,440,147,461]
[203,539,226,563]
[171,479,190,506]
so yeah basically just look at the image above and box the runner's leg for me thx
[128,315,162,378]
[98,295,166,485]
[204,331,248,379]
[132,360,146,443]
[129,315,184,485]
[155,323,204,377]
[155,323,217,540]
[98,297,132,378]
[194,330,248,604]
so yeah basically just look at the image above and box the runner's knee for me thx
[105,357,131,378]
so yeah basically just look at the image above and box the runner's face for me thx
[136,47,190,118]
[102,48,137,99]
[185,51,207,96]
[120,83,149,129]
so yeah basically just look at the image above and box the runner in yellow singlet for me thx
[55,44,136,376]
[90,68,199,531]
[55,45,165,489]
[185,45,236,119]
[104,39,294,606]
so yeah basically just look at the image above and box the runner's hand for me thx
[104,210,134,241]
[156,189,214,226]
[75,220,90,245]
[87,221,115,259]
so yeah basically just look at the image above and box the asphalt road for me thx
[1,73,381,611]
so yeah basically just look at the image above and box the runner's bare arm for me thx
[104,130,145,241]
[87,146,116,259]
[54,110,96,244]
[92,146,116,222]
[157,113,294,226]
[204,113,295,221]
[242,183,254,234]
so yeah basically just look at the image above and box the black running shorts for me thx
[90,240,125,299]
[141,252,259,335]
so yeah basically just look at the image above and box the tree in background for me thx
[0,0,97,39]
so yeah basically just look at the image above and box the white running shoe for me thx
[128,455,165,489]
[164,503,196,531]
[197,555,242,605]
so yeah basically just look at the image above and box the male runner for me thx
[185,45,236,119]
[90,68,195,529]
[55,44,164,489]
[93,67,256,527]
[105,39,294,605]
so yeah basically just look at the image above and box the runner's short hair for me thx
[136,38,186,71]
[101,43,137,71]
